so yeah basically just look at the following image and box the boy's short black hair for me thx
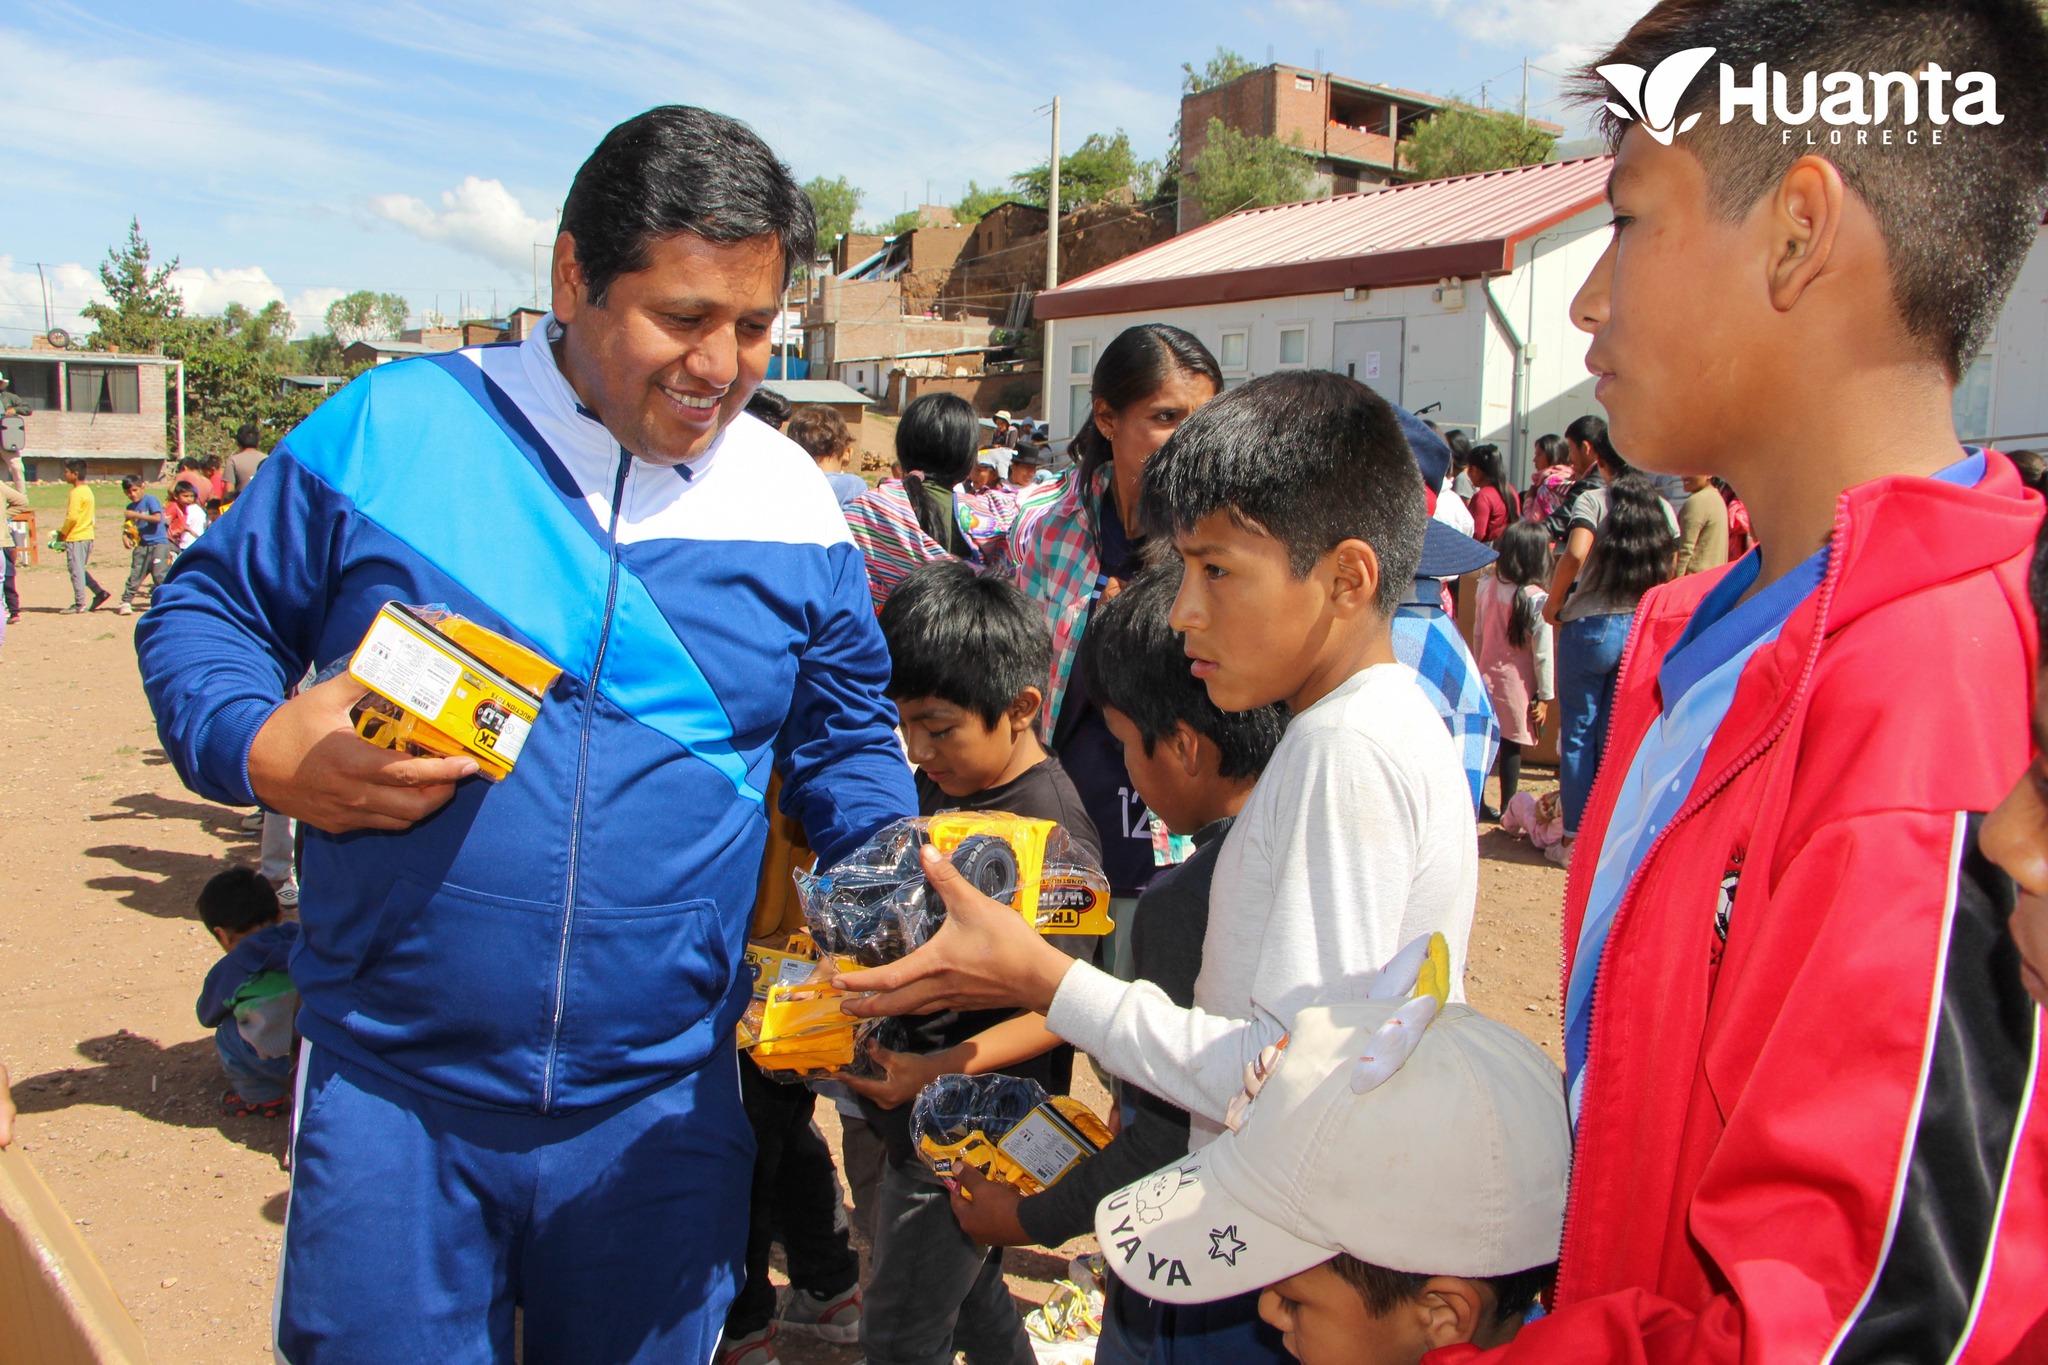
[198,867,282,936]
[1080,563,1286,780]
[121,476,143,491]
[63,459,86,478]
[1579,0,2048,379]
[1328,1253,1555,1330]
[878,559,1052,729]
[235,423,262,450]
[1140,370,1424,616]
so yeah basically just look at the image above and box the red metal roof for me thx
[1035,156,1613,321]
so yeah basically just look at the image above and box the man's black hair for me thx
[561,105,816,305]
[878,559,1052,729]
[1329,1254,1556,1330]
[1578,0,2048,379]
[1139,370,1424,616]
[198,866,282,936]
[234,423,261,450]
[1080,563,1286,779]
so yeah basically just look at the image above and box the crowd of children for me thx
[728,4,2048,1365]
[53,1,2048,1361]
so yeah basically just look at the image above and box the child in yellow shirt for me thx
[58,460,109,613]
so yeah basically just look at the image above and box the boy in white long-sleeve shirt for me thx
[842,366,1477,1144]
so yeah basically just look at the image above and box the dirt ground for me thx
[0,494,1566,1363]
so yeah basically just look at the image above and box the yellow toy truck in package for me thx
[794,812,1113,968]
[912,1073,1114,1195]
[347,603,562,782]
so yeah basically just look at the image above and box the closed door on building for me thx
[1331,319,1404,405]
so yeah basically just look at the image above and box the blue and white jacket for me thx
[137,323,915,1114]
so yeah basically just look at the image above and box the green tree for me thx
[1400,105,1556,182]
[952,180,1010,225]
[80,218,186,354]
[1187,118,1316,221]
[1011,131,1160,209]
[876,208,928,237]
[324,290,409,346]
[1181,46,1259,95]
[804,175,863,245]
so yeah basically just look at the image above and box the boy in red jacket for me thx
[1439,1,2048,1361]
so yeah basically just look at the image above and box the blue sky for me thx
[1,0,1645,344]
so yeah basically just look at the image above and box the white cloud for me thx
[366,176,554,273]
[0,257,108,346]
[1416,0,1646,72]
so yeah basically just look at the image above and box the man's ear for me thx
[1010,687,1045,733]
[1329,539,1382,617]
[1416,1277,1487,1348]
[1764,155,1845,314]
[551,231,588,323]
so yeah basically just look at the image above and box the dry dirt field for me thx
[0,498,1566,1363]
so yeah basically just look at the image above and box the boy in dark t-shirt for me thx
[944,564,1289,1364]
[850,559,1103,1365]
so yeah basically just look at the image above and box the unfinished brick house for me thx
[0,343,182,482]
[804,196,1172,414]
[1177,63,1564,230]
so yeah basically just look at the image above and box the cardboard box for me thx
[348,603,561,782]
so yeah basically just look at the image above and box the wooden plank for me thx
[0,1144,150,1365]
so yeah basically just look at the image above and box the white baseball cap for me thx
[1092,1001,1569,1304]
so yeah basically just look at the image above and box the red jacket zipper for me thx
[1551,500,1852,1303]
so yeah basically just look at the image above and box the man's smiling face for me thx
[552,229,784,466]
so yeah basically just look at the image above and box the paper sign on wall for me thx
[1363,351,1382,381]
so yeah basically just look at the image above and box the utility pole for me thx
[1520,58,1529,125]
[1047,96,1062,290]
[34,263,52,332]
[1041,95,1062,433]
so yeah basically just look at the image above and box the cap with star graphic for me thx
[1091,999,1570,1304]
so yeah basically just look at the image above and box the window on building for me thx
[1069,341,1092,377]
[1,360,60,410]
[1069,383,1093,437]
[66,364,141,415]
[1219,330,1248,373]
[1295,74,1315,91]
[1278,327,1308,366]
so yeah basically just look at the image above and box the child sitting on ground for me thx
[944,562,1288,1364]
[848,557,1104,1365]
[1092,986,1571,1365]
[195,867,300,1119]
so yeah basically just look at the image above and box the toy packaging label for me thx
[744,935,825,1002]
[348,603,559,781]
[996,1105,1096,1189]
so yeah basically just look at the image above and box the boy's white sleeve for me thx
[1048,963,1287,1124]
[1048,722,1433,1124]
[1532,591,1556,701]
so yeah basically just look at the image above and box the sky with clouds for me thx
[1,0,1649,345]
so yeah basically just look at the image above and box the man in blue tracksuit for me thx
[135,107,915,1364]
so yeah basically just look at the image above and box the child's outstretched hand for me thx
[841,1042,942,1110]
[835,845,1077,1017]
[947,1163,1031,1247]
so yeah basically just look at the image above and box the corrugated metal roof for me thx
[761,379,872,406]
[1037,157,1612,319]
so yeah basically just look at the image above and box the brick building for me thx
[1178,64,1564,230]
[0,345,182,482]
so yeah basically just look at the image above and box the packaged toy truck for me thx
[794,812,1113,968]
[737,931,908,1082]
[912,1073,1113,1195]
[347,602,562,782]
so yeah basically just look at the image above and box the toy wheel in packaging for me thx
[911,1073,1112,1195]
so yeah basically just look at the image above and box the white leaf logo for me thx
[1598,47,1717,143]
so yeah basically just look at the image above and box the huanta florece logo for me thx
[1599,47,2003,148]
